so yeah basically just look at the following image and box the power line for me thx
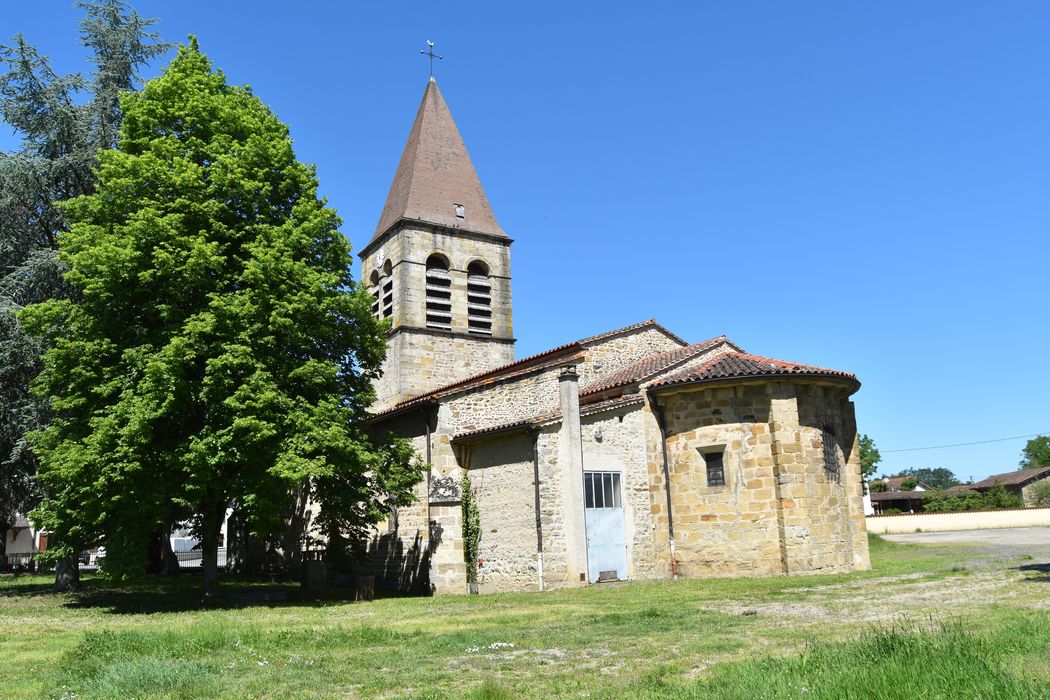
[883,432,1048,454]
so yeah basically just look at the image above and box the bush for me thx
[900,477,919,491]
[869,480,889,493]
[923,482,1024,513]
[1029,480,1050,506]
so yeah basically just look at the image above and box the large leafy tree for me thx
[0,1,166,580]
[1019,436,1050,470]
[22,39,420,598]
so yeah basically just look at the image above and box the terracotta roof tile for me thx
[581,335,736,396]
[649,351,859,391]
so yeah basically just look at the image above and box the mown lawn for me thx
[1,534,1047,699]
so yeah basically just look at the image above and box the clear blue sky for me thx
[5,2,1049,482]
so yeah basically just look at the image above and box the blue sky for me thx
[5,2,1048,482]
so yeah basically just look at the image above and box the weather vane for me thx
[420,40,442,78]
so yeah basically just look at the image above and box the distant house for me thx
[966,466,1050,506]
[872,476,932,492]
[3,515,47,566]
[869,490,927,515]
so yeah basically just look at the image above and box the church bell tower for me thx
[360,77,515,410]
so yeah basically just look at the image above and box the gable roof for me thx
[370,319,684,420]
[649,351,860,392]
[371,78,505,242]
[969,466,1050,490]
[580,335,737,397]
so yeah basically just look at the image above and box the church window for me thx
[703,451,726,487]
[425,254,452,330]
[453,203,465,218]
[466,260,492,336]
[369,270,381,318]
[381,260,394,318]
[822,426,841,481]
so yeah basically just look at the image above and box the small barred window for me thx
[466,260,492,336]
[703,451,725,487]
[822,425,841,480]
[425,254,452,330]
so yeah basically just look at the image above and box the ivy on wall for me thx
[462,473,481,587]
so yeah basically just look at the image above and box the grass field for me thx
[2,534,1048,699]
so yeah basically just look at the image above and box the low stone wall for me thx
[866,507,1050,534]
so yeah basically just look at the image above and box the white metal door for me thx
[584,471,628,583]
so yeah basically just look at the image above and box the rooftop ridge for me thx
[580,335,737,397]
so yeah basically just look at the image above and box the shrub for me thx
[900,477,919,491]
[869,480,889,493]
[923,483,1024,513]
[1029,480,1050,506]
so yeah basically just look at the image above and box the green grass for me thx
[1,533,1047,699]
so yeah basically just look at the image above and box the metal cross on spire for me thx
[420,40,442,78]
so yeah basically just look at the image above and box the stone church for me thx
[359,78,869,594]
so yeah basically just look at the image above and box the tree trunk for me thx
[281,485,310,578]
[0,524,8,571]
[160,530,179,576]
[54,555,81,592]
[200,504,223,601]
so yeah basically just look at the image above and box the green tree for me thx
[1019,436,1050,470]
[0,0,166,586]
[886,468,961,490]
[22,39,420,598]
[859,434,880,481]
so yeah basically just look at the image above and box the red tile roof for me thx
[370,320,684,420]
[649,351,859,391]
[580,336,738,397]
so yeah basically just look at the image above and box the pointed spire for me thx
[372,79,506,241]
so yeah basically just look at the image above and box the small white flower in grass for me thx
[257,660,269,666]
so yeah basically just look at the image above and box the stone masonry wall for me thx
[653,380,868,579]
[467,433,542,592]
[361,224,515,410]
[376,329,514,410]
[577,327,685,385]
[656,384,784,577]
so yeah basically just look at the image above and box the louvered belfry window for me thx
[380,260,393,318]
[466,260,492,335]
[425,254,452,330]
[369,270,381,318]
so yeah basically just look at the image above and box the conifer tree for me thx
[0,1,166,586]
[22,39,421,598]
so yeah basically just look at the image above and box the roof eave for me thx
[649,372,861,395]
